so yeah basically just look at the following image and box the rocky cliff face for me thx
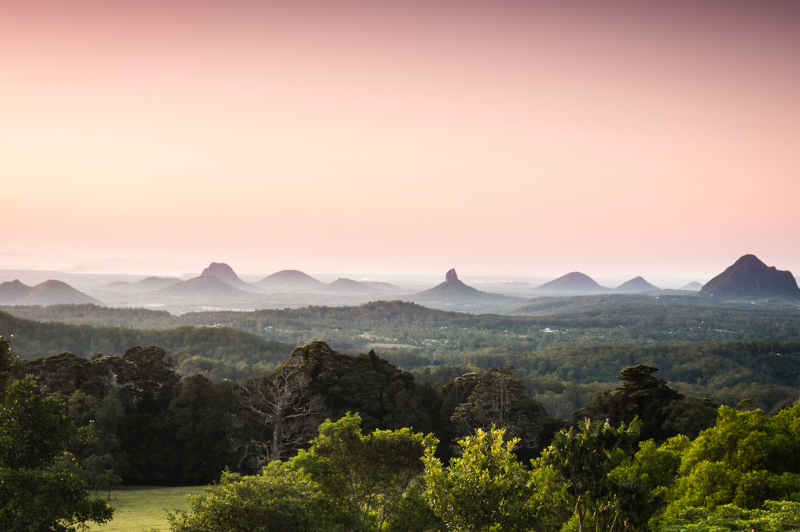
[445,268,459,283]
[699,255,800,299]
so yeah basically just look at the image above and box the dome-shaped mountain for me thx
[614,276,660,294]
[15,280,102,306]
[103,276,181,292]
[680,281,703,291]
[158,275,251,299]
[200,262,256,291]
[0,279,33,304]
[535,272,609,294]
[325,278,378,293]
[699,255,800,299]
[256,270,325,290]
[361,281,402,292]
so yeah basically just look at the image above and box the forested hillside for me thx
[0,310,293,380]
[4,298,800,354]
[2,307,798,416]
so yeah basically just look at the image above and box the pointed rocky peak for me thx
[445,269,459,283]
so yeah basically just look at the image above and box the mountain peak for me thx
[445,269,459,282]
[201,262,238,281]
[536,272,608,294]
[699,254,800,299]
[615,276,659,293]
[257,270,325,290]
[199,262,256,291]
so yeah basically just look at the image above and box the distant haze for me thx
[2,1,799,278]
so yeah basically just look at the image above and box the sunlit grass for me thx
[85,486,206,532]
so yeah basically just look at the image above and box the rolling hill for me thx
[12,280,102,306]
[0,280,33,304]
[256,270,326,290]
[535,272,609,294]
[157,275,252,299]
[614,276,660,293]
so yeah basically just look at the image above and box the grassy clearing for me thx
[85,485,206,532]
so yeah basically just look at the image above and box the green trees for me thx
[167,464,325,532]
[541,418,643,532]
[658,403,800,520]
[233,359,325,467]
[424,426,536,532]
[659,501,800,532]
[292,412,438,532]
[169,412,437,532]
[0,338,113,531]
[447,367,565,460]
[291,341,441,434]
[577,365,717,441]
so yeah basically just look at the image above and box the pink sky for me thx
[2,0,799,278]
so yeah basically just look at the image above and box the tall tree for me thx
[577,365,716,441]
[541,418,642,532]
[233,358,325,467]
[450,367,555,456]
[292,412,436,532]
[0,338,113,531]
[424,426,536,532]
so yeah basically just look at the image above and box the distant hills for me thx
[200,262,257,292]
[104,276,181,291]
[614,276,660,294]
[257,270,325,290]
[699,255,800,299]
[158,275,251,299]
[535,272,609,295]
[0,279,101,306]
[408,269,522,314]
[4,256,798,314]
[0,280,33,302]
[362,281,402,292]
[412,269,492,301]
[325,278,379,293]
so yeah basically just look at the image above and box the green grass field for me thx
[85,486,207,532]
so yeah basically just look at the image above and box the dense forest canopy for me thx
[2,302,799,416]
[3,298,800,354]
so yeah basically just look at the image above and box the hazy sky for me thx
[2,0,799,278]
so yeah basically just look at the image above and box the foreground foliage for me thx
[0,338,113,531]
[424,427,536,532]
[167,465,324,532]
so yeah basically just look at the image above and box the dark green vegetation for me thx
[3,295,800,531]
[4,297,800,353]
[0,309,293,380]
[2,305,799,417]
[5,325,800,531]
[0,338,113,531]
[168,402,800,532]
